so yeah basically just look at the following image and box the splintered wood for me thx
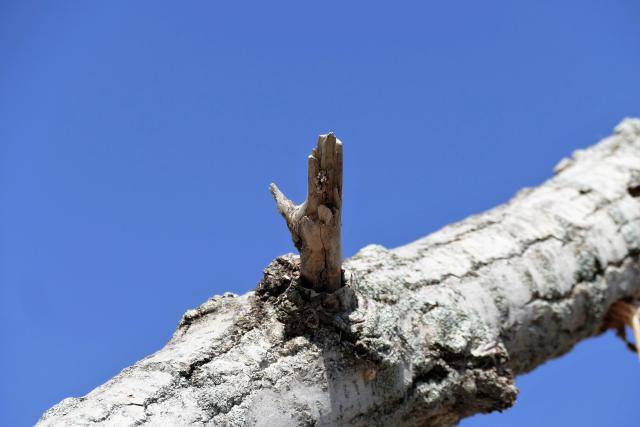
[605,299,640,360]
[270,133,343,292]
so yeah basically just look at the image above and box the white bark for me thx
[38,119,640,427]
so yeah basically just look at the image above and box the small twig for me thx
[270,133,343,292]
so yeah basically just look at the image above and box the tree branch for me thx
[38,119,640,427]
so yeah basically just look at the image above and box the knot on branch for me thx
[256,255,357,338]
[628,170,640,197]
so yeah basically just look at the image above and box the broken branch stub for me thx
[270,133,343,292]
[604,297,640,360]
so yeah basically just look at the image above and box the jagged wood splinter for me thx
[269,133,343,292]
[605,298,640,360]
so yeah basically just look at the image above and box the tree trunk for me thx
[38,119,640,427]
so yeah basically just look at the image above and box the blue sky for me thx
[1,1,639,426]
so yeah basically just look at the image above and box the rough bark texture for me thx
[39,119,640,426]
[270,133,343,292]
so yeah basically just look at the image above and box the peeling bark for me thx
[38,119,640,426]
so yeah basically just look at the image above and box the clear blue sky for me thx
[1,2,639,426]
